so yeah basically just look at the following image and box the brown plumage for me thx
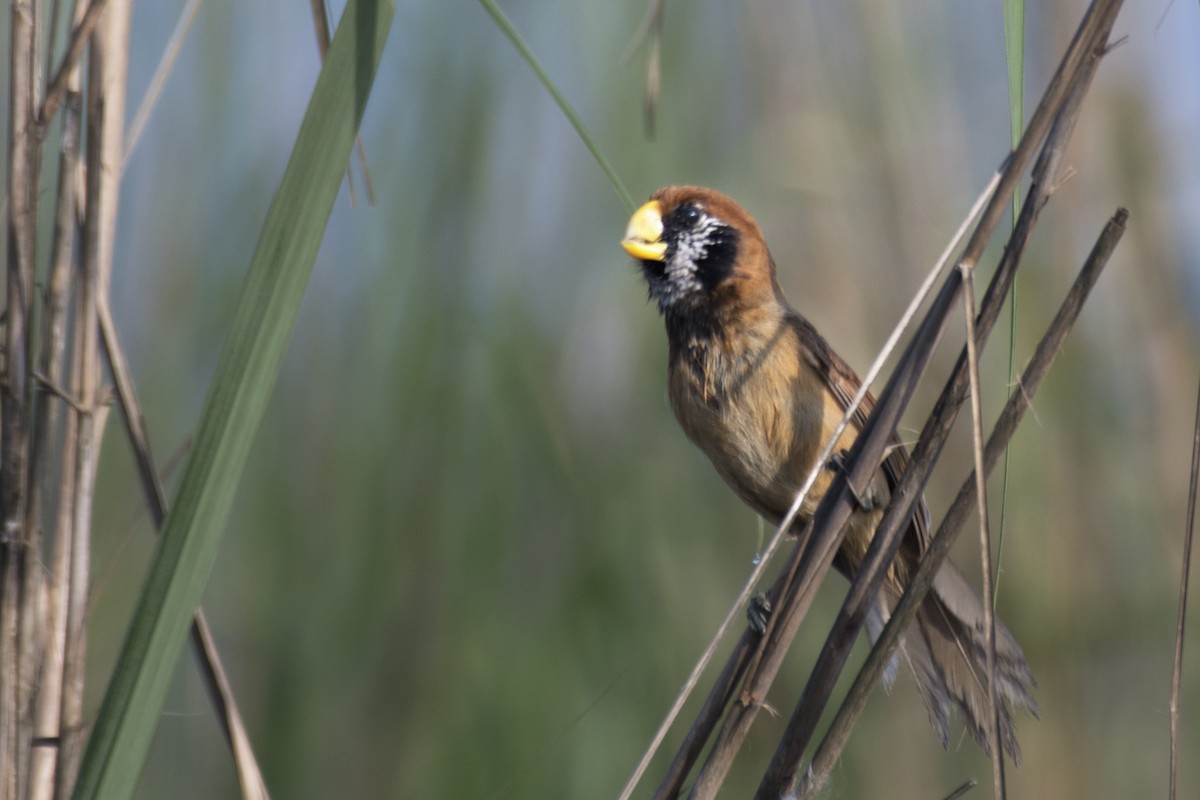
[620,185,1037,761]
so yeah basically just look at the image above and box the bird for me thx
[619,185,1037,761]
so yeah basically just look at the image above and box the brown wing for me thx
[787,312,932,551]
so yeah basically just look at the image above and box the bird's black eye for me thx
[680,205,702,228]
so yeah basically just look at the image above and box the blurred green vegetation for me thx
[22,0,1200,797]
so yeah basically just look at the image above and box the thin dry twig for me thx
[96,300,168,544]
[1169,375,1199,800]
[98,298,271,800]
[124,0,205,164]
[104,1,273,791]
[42,0,64,87]
[941,779,979,800]
[309,0,374,206]
[621,0,665,137]
[308,0,332,53]
[959,263,1006,798]
[87,437,191,613]
[38,0,109,128]
[30,371,86,413]
[621,0,664,63]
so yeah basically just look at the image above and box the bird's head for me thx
[620,186,777,316]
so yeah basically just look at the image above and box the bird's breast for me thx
[668,325,856,526]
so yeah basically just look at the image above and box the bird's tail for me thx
[866,561,1039,763]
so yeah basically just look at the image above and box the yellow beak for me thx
[620,200,667,261]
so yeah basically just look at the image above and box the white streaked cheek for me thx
[664,227,713,298]
[664,258,702,298]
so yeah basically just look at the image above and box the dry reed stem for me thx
[10,1,287,797]
[31,401,78,800]
[54,4,132,795]
[31,3,96,795]
[733,17,1112,798]
[695,256,964,800]
[799,207,1128,796]
[3,4,40,797]
[38,0,109,128]
[27,81,84,800]
[56,41,103,800]
[622,0,664,136]
[636,2,1126,796]
[26,84,82,599]
[783,18,1121,791]
[959,264,1005,798]
[41,0,63,84]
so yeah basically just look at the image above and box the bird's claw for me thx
[826,449,884,511]
[748,593,773,635]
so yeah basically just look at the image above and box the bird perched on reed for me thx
[620,185,1037,760]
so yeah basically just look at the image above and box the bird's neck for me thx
[663,299,786,403]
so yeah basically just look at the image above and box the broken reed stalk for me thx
[799,207,1127,797]
[646,1,1125,796]
[1169,375,1200,800]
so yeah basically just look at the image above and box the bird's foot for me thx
[748,593,773,635]
[826,449,885,512]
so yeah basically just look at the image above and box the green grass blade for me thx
[1004,0,1025,215]
[71,2,394,797]
[478,0,635,212]
[997,0,1025,604]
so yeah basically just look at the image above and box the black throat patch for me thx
[642,206,740,313]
